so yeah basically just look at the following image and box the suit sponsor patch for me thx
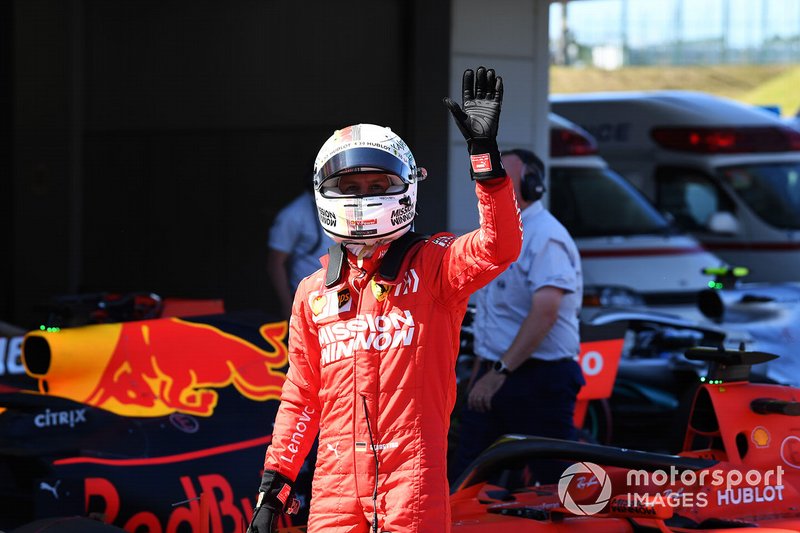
[431,235,455,248]
[355,441,399,453]
[470,153,492,172]
[317,310,416,367]
[337,289,351,309]
[310,288,352,321]
[393,268,419,296]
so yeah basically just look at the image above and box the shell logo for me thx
[311,295,327,316]
[751,426,771,448]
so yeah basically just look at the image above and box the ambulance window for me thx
[719,163,800,230]
[550,166,669,237]
[655,168,735,232]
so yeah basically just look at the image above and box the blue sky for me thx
[550,0,800,48]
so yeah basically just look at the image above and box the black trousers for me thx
[450,357,585,484]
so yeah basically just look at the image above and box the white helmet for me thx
[313,124,426,246]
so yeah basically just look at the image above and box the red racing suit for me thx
[263,177,522,532]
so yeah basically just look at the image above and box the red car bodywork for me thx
[443,348,800,533]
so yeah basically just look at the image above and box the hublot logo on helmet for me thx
[318,206,336,227]
[390,205,413,226]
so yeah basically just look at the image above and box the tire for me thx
[579,399,612,445]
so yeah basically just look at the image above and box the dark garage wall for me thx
[10,0,450,326]
[84,1,408,130]
[1,1,13,323]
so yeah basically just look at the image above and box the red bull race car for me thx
[1,297,299,532]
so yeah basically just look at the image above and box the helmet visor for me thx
[320,172,407,198]
[315,147,414,190]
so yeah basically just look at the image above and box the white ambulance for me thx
[546,113,724,306]
[551,91,800,283]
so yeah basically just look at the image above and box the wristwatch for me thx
[492,359,510,375]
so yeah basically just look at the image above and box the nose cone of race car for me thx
[22,324,122,401]
[21,335,51,375]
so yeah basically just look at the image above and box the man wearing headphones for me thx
[451,148,584,483]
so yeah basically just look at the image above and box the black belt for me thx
[479,356,574,371]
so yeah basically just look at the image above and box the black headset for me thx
[503,148,546,203]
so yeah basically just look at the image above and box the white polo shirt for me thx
[268,191,334,289]
[473,201,583,362]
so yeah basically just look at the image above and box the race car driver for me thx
[248,66,522,533]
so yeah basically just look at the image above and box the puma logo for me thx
[40,480,61,499]
[326,441,340,458]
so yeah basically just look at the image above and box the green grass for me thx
[740,66,800,116]
[550,64,800,116]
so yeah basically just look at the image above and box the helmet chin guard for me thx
[313,124,426,246]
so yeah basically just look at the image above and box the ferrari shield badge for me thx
[370,278,390,302]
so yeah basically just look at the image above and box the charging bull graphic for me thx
[21,318,289,417]
[0,313,316,531]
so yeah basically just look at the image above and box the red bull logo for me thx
[23,318,289,417]
[48,435,304,533]
[85,474,253,532]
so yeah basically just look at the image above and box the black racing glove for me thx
[246,470,298,533]
[247,503,275,533]
[444,66,506,180]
